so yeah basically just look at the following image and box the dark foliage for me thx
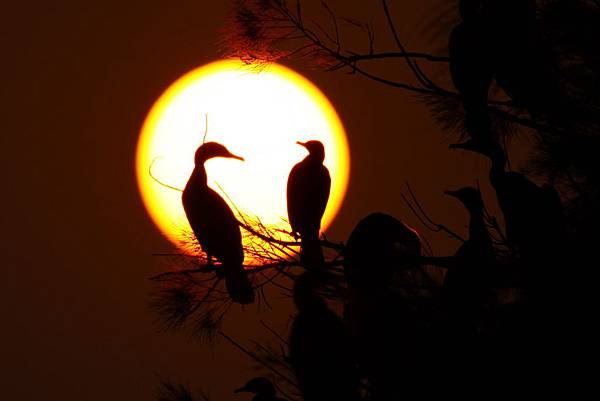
[150,1,598,399]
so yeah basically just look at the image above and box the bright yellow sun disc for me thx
[136,60,350,255]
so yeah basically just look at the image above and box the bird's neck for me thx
[467,207,487,243]
[304,154,324,165]
[188,164,208,187]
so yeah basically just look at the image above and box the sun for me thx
[136,59,350,254]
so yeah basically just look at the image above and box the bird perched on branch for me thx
[289,272,361,401]
[443,187,494,323]
[344,212,421,289]
[342,213,425,399]
[449,0,494,142]
[182,142,254,304]
[487,0,543,111]
[287,140,331,269]
[450,140,567,303]
[234,377,287,401]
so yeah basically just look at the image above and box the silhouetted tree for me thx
[148,1,598,399]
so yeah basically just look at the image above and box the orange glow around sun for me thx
[136,59,350,256]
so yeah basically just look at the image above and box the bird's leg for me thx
[207,254,226,278]
[207,254,221,276]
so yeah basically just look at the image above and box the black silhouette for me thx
[289,272,361,401]
[488,0,558,116]
[442,187,494,330]
[146,2,600,399]
[450,141,557,251]
[344,212,421,289]
[343,213,425,400]
[234,377,287,401]
[182,142,255,304]
[449,0,493,142]
[450,140,567,306]
[286,140,331,268]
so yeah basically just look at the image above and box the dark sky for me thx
[2,1,518,400]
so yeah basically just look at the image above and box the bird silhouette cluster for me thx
[151,1,598,399]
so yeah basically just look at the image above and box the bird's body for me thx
[449,0,494,142]
[289,272,360,401]
[487,0,564,118]
[450,140,567,304]
[182,142,254,304]
[287,141,330,268]
[183,170,243,265]
[342,213,425,399]
[442,187,495,326]
[344,212,421,289]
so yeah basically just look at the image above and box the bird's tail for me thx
[300,232,325,270]
[224,263,255,304]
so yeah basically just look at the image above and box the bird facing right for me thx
[286,140,331,269]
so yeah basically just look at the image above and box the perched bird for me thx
[182,142,254,304]
[450,140,567,303]
[342,213,425,400]
[234,377,287,401]
[344,212,421,289]
[449,0,494,142]
[289,272,361,401]
[487,0,539,108]
[286,140,331,269]
[442,187,495,324]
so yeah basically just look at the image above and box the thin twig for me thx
[219,331,299,389]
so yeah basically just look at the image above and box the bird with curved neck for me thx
[450,140,544,251]
[443,187,494,321]
[286,140,331,269]
[450,140,567,302]
[234,377,287,401]
[182,142,254,304]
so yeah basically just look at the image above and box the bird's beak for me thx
[227,152,245,162]
[233,386,249,394]
[296,141,307,148]
[449,142,473,151]
[443,190,458,199]
[449,139,488,155]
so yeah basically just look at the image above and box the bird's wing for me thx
[204,187,243,259]
[183,186,243,265]
[286,164,303,234]
[315,165,331,224]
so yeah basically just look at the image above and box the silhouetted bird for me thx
[182,142,254,304]
[342,213,425,400]
[234,377,287,401]
[442,187,495,325]
[450,140,567,302]
[287,140,330,269]
[344,212,421,289]
[487,0,539,107]
[449,0,494,142]
[289,272,360,401]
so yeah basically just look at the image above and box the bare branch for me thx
[401,183,466,243]
[219,331,299,389]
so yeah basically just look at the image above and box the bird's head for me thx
[194,142,244,165]
[444,187,484,211]
[297,140,325,163]
[234,377,276,397]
